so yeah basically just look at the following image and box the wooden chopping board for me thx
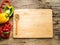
[13,9,53,38]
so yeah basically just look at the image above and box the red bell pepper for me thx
[0,8,2,13]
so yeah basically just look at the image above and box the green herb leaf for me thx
[3,32,9,35]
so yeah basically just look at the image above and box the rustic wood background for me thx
[0,0,60,45]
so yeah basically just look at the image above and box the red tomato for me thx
[0,21,12,39]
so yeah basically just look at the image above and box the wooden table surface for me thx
[0,0,60,45]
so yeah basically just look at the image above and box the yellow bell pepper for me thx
[0,13,9,24]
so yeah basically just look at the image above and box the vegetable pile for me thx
[0,0,14,40]
[0,21,12,39]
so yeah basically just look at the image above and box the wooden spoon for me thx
[15,14,19,35]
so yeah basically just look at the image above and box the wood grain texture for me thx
[0,0,60,45]
[13,9,53,38]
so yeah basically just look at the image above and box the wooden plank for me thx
[13,9,53,38]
